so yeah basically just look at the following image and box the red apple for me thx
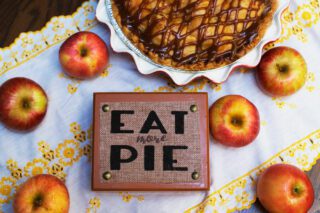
[209,95,260,147]
[59,31,109,79]
[13,174,69,213]
[257,164,314,213]
[256,46,307,97]
[0,77,48,131]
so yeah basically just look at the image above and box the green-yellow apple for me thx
[13,174,69,213]
[209,95,260,147]
[257,164,314,213]
[256,46,307,97]
[59,31,109,79]
[0,77,48,131]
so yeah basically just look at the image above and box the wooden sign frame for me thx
[92,93,210,191]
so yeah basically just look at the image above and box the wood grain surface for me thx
[0,0,86,47]
[0,0,318,212]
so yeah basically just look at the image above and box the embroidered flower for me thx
[1,62,12,72]
[0,177,16,203]
[21,50,31,60]
[83,144,92,157]
[42,150,55,161]
[55,140,82,166]
[6,159,18,170]
[296,5,319,28]
[74,131,86,142]
[70,122,81,134]
[122,194,133,202]
[67,84,78,94]
[101,69,109,78]
[235,191,249,205]
[21,36,33,48]
[38,141,50,153]
[206,197,216,206]
[283,10,294,22]
[297,154,309,167]
[89,197,101,208]
[32,44,43,53]
[134,87,145,92]
[24,158,48,177]
[52,20,64,32]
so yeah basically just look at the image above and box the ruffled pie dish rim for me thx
[96,0,290,85]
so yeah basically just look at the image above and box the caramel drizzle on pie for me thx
[115,0,272,67]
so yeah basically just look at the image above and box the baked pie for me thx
[112,0,278,70]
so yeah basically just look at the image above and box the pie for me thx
[111,0,278,70]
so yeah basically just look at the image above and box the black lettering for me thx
[171,111,188,134]
[140,111,167,134]
[144,146,155,171]
[111,110,134,133]
[110,145,138,170]
[163,146,188,171]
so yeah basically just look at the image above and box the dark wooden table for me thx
[0,0,319,212]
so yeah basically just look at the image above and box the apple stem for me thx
[33,194,43,208]
[276,64,289,74]
[22,99,31,109]
[231,116,243,127]
[80,48,88,57]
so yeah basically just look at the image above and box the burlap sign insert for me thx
[92,93,209,191]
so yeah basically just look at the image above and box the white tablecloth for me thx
[0,0,320,212]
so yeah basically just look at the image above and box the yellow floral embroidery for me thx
[89,197,101,208]
[24,159,49,177]
[307,72,315,82]
[74,131,87,142]
[272,97,297,109]
[70,122,81,133]
[55,140,83,166]
[101,64,111,78]
[21,37,33,48]
[310,142,320,151]
[224,186,236,195]
[137,78,221,93]
[0,122,91,208]
[306,86,315,92]
[83,5,95,16]
[206,197,216,206]
[235,180,247,189]
[134,86,145,92]
[297,154,309,168]
[235,192,249,205]
[59,63,111,94]
[84,19,95,28]
[52,20,64,32]
[53,34,64,43]
[187,130,320,213]
[122,194,133,202]
[86,197,101,213]
[21,50,32,60]
[218,197,230,207]
[269,0,320,46]
[119,192,144,203]
[65,29,76,37]
[0,177,16,204]
[296,4,319,28]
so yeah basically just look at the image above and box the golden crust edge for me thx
[111,0,279,71]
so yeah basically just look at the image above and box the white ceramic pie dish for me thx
[96,0,290,85]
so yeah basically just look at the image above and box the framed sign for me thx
[92,93,210,191]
